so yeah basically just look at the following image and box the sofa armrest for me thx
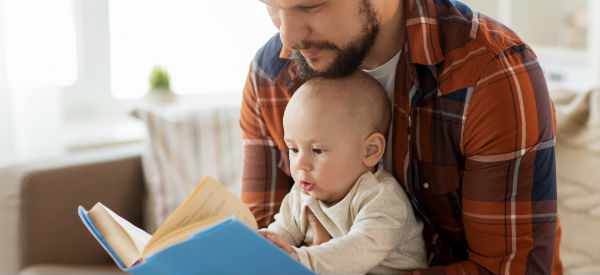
[0,145,145,274]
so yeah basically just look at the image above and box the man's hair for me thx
[288,71,391,138]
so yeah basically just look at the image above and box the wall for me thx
[0,0,14,166]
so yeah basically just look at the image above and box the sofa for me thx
[0,102,244,275]
[1,89,599,274]
[0,144,143,274]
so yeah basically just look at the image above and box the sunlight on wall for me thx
[109,0,277,99]
[0,0,76,165]
[1,0,77,88]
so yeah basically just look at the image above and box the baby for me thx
[259,71,427,274]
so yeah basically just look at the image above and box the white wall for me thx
[11,86,64,161]
[0,0,15,166]
[63,0,133,120]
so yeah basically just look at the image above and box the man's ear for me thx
[363,132,386,168]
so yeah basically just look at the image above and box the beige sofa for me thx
[0,145,144,274]
[0,102,244,274]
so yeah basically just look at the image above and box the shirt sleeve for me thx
[416,45,560,274]
[266,186,305,246]
[239,64,293,228]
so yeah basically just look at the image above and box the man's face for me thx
[262,0,380,80]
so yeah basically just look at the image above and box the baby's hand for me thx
[258,230,299,260]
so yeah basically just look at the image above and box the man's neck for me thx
[360,2,406,70]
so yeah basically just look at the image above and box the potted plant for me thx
[145,65,176,103]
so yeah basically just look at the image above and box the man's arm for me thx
[416,46,561,274]
[239,64,292,228]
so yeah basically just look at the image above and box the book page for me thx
[146,176,258,250]
[88,203,151,268]
[141,214,227,257]
[103,204,152,253]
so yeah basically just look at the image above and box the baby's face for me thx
[283,97,368,206]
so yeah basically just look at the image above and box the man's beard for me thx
[291,0,380,80]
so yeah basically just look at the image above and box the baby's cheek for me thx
[289,163,299,181]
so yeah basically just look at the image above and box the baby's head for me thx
[283,71,390,206]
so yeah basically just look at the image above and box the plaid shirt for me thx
[239,0,562,273]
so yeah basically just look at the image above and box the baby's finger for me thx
[257,230,271,238]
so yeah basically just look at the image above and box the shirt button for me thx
[423,182,429,189]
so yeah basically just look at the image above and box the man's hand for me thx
[305,206,332,246]
[258,230,299,260]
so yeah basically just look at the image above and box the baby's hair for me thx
[287,71,391,138]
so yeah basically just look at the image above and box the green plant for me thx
[149,66,171,91]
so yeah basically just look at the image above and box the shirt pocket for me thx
[417,161,460,196]
[415,161,465,242]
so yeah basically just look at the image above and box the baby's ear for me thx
[363,132,386,168]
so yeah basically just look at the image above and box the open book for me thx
[78,176,314,275]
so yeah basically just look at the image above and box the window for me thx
[0,0,77,165]
[108,0,277,99]
[1,0,77,88]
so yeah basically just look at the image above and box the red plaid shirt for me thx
[239,0,562,273]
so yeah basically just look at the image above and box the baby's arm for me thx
[261,206,331,258]
[262,186,305,246]
[293,185,424,274]
[294,213,400,274]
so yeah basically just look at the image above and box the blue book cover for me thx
[78,206,315,275]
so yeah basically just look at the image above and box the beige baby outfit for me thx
[267,164,427,274]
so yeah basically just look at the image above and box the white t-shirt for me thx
[362,49,402,173]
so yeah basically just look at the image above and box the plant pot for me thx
[144,88,177,104]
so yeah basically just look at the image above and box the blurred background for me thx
[0,0,598,166]
[0,0,276,166]
[1,1,599,274]
[467,0,599,91]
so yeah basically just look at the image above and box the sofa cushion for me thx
[18,264,124,275]
[14,145,145,273]
[552,88,600,274]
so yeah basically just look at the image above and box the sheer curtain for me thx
[0,0,77,166]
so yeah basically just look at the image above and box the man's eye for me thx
[312,148,323,154]
[299,3,324,12]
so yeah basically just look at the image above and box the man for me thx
[239,0,563,274]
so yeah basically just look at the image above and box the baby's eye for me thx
[288,148,299,154]
[312,148,324,154]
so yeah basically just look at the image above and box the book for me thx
[78,176,315,275]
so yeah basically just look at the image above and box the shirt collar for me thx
[404,0,444,65]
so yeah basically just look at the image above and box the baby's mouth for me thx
[301,181,315,192]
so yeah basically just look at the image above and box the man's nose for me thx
[278,10,309,49]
